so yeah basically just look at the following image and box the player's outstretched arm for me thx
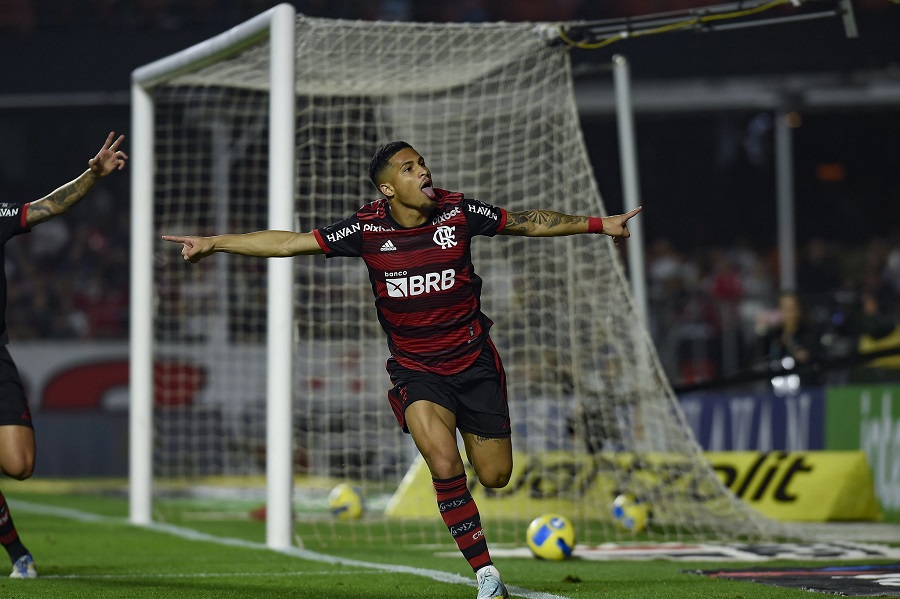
[501,206,642,238]
[26,132,128,227]
[162,230,324,263]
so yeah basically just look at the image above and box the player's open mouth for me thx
[421,179,435,199]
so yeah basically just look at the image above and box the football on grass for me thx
[328,483,364,520]
[611,493,651,533]
[526,514,575,560]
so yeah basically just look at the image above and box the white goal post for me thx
[131,4,794,551]
[130,3,296,548]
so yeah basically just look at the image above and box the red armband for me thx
[587,217,603,234]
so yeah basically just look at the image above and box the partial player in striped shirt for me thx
[0,132,127,579]
[164,141,641,599]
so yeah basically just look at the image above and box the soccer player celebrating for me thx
[0,132,128,578]
[164,141,640,598]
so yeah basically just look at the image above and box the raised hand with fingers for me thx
[88,132,128,178]
[25,130,129,227]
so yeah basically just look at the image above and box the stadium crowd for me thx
[644,233,900,385]
[3,162,898,388]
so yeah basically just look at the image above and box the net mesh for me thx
[151,15,795,546]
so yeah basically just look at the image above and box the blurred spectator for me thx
[755,290,824,369]
[884,235,900,295]
[707,250,744,374]
[708,250,743,304]
[647,238,685,300]
[737,259,775,354]
[854,289,900,371]
[645,238,687,348]
[857,289,897,340]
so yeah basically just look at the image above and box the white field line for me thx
[38,570,381,580]
[12,499,572,599]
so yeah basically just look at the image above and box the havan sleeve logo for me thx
[0,204,21,218]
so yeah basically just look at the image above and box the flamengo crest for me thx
[433,225,457,249]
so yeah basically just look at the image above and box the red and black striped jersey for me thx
[313,189,507,375]
[0,202,30,347]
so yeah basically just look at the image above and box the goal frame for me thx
[130,2,297,549]
[128,4,645,550]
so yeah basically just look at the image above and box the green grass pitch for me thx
[0,486,895,599]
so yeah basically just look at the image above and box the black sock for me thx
[0,491,28,563]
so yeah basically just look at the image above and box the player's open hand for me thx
[603,206,642,241]
[89,131,128,177]
[162,235,215,263]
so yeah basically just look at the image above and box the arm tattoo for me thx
[28,172,95,225]
[505,210,588,235]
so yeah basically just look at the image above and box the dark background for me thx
[1,1,897,91]
[1,0,898,253]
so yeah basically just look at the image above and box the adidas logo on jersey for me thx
[380,240,398,252]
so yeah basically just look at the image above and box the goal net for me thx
[138,9,794,547]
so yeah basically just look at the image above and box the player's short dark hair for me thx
[369,141,412,190]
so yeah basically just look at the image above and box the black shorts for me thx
[0,346,33,428]
[386,339,510,438]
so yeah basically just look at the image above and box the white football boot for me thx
[9,553,36,579]
[476,565,509,599]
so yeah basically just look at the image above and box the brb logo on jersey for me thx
[433,225,457,249]
[385,269,456,298]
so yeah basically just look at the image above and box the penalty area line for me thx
[11,499,572,599]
